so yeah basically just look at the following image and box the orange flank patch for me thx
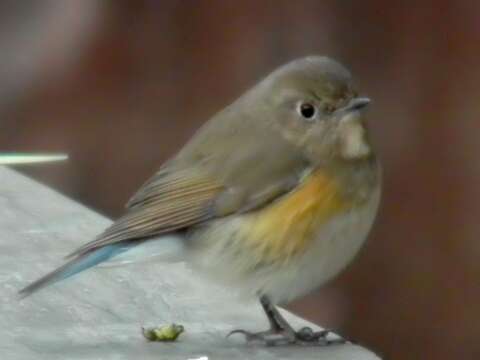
[243,171,350,264]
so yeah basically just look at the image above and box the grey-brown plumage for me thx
[19,56,380,347]
[66,56,364,257]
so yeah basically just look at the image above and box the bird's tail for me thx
[18,241,137,298]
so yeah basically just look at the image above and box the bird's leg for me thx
[259,295,296,335]
[228,295,346,346]
[228,295,296,345]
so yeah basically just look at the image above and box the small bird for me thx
[19,56,381,345]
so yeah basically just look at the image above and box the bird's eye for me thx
[298,102,316,120]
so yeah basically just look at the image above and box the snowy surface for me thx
[0,167,381,360]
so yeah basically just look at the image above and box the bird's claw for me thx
[226,329,249,338]
[228,326,347,346]
[296,326,347,345]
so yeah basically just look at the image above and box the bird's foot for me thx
[228,326,346,346]
[295,326,347,345]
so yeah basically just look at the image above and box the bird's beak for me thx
[342,97,371,113]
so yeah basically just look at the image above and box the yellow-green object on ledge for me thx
[0,153,68,165]
[142,324,185,342]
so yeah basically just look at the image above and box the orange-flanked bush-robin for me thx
[20,56,381,345]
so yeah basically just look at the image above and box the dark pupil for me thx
[300,103,315,118]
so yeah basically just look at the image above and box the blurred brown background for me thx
[1,1,479,359]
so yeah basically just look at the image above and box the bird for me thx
[19,56,381,346]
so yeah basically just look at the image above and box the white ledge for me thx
[0,167,381,360]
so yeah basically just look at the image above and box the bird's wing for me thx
[69,106,310,257]
[69,150,303,259]
[68,167,225,257]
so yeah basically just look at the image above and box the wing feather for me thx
[68,169,223,257]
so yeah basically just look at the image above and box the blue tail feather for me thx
[18,242,137,298]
